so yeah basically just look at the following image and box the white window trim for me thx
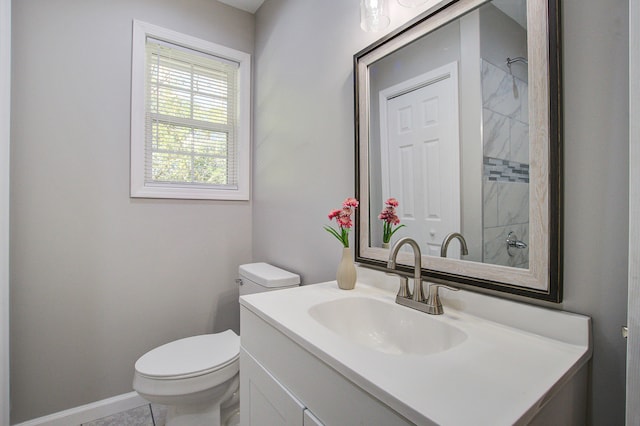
[130,20,251,200]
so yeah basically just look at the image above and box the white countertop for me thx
[240,273,591,425]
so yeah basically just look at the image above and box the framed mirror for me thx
[355,0,561,301]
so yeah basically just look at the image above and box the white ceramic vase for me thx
[336,247,357,290]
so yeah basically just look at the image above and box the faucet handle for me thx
[429,283,459,293]
[425,283,459,315]
[396,275,412,299]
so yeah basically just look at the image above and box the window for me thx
[131,21,251,200]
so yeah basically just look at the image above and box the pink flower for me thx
[343,197,359,208]
[328,209,341,220]
[379,207,399,225]
[385,198,399,208]
[325,197,359,247]
[338,210,354,228]
[379,198,405,244]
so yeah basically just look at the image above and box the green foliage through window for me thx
[145,40,238,187]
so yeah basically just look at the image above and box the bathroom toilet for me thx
[132,263,300,426]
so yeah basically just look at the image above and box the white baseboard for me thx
[12,392,148,426]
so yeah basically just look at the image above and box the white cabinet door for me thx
[240,349,305,426]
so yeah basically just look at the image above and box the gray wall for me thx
[252,0,372,282]
[254,0,629,424]
[1,0,10,423]
[10,0,254,422]
[251,0,425,281]
[562,0,629,423]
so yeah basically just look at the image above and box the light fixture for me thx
[397,0,428,7]
[360,0,390,32]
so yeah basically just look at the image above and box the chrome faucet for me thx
[387,237,458,314]
[440,232,469,258]
[387,237,424,302]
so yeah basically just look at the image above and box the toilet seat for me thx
[135,330,240,380]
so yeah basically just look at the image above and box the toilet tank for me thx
[238,262,300,296]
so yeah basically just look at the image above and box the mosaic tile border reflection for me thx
[484,156,529,183]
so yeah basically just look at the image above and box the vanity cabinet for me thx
[239,306,413,426]
[239,278,591,425]
[240,347,327,425]
[240,348,309,425]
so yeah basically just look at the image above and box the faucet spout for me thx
[440,232,469,258]
[388,237,458,315]
[387,237,424,302]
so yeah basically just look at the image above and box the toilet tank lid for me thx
[239,262,300,287]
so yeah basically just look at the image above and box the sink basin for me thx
[308,297,467,355]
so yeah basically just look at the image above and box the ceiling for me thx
[492,0,527,29]
[217,0,265,14]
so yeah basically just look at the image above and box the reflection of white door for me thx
[380,63,460,257]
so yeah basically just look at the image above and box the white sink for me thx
[240,275,592,425]
[308,296,467,355]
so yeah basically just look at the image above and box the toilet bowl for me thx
[133,263,300,426]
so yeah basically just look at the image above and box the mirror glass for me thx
[355,0,561,301]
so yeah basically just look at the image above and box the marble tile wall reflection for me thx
[481,60,529,268]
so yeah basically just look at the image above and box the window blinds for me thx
[145,38,239,189]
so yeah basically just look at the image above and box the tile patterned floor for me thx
[81,404,167,426]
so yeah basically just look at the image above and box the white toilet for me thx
[133,263,300,426]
